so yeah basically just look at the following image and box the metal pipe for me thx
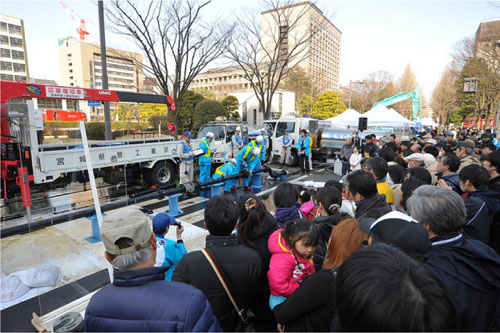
[1,166,277,238]
[98,0,112,141]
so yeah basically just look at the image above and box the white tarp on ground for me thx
[421,117,438,127]
[344,105,415,128]
[326,109,360,126]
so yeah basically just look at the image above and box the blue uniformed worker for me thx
[296,129,311,174]
[199,132,214,183]
[248,135,265,162]
[236,135,264,190]
[153,213,187,280]
[231,126,243,158]
[212,158,237,193]
[177,131,195,185]
[280,128,293,166]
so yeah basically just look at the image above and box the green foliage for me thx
[193,99,229,130]
[281,67,317,107]
[193,87,216,100]
[148,115,170,133]
[85,122,106,140]
[112,103,140,121]
[139,103,168,121]
[298,94,316,115]
[311,91,347,119]
[110,121,149,130]
[43,121,79,136]
[221,95,239,112]
[178,90,205,131]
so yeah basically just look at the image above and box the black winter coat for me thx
[464,190,500,244]
[426,234,500,332]
[172,235,262,332]
[237,212,279,332]
[273,269,336,332]
[312,214,340,271]
[488,176,500,254]
[354,194,392,221]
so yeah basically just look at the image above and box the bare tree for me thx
[350,71,398,112]
[431,63,458,125]
[106,0,233,137]
[395,64,419,118]
[226,0,318,120]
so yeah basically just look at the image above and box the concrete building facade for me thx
[0,14,29,82]
[58,40,143,118]
[261,1,341,93]
[190,65,253,99]
[474,18,500,66]
[229,90,295,127]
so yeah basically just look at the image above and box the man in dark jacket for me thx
[362,135,379,157]
[483,151,500,254]
[436,153,462,194]
[459,164,500,244]
[84,208,221,332]
[344,170,391,221]
[172,195,262,332]
[408,186,500,332]
[339,137,354,176]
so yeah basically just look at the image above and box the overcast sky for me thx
[2,0,499,100]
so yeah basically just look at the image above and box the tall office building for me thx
[58,40,143,118]
[474,19,500,64]
[0,14,29,82]
[261,1,342,93]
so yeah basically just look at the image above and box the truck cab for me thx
[197,121,246,164]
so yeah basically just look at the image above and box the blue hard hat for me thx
[183,131,193,138]
[153,213,176,233]
[285,128,291,132]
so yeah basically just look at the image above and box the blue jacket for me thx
[442,173,462,195]
[155,235,187,280]
[464,190,500,244]
[425,234,500,332]
[296,136,310,156]
[84,266,222,332]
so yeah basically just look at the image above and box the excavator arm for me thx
[372,86,422,121]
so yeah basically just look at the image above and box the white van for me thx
[265,118,319,165]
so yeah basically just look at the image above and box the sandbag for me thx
[1,272,30,302]
[12,266,61,288]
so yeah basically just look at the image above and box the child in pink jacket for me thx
[267,220,318,308]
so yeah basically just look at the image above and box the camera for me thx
[171,221,182,228]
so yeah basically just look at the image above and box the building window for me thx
[10,37,23,47]
[0,35,8,45]
[14,75,26,81]
[0,22,6,32]
[1,48,10,58]
[13,63,25,72]
[11,50,23,60]
[1,73,13,81]
[8,24,22,35]
[1,60,12,70]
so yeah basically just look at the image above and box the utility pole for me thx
[98,0,112,140]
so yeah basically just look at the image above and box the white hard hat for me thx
[261,128,265,132]
[206,132,214,139]
[230,158,236,165]
[252,147,261,156]
[236,126,241,131]
[255,135,263,145]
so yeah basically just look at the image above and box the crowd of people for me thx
[84,127,500,332]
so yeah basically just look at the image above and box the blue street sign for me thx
[88,100,100,106]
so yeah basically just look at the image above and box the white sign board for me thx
[45,86,84,99]
[34,109,43,130]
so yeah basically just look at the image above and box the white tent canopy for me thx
[421,117,438,127]
[344,105,415,128]
[327,108,360,126]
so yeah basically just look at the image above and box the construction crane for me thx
[59,0,89,41]
[371,86,423,122]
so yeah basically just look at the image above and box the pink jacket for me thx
[267,229,315,297]
[300,201,316,221]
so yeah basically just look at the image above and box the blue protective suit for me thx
[212,162,237,192]
[236,144,261,187]
[199,138,212,183]
[154,235,187,280]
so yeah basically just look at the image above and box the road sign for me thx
[88,100,100,106]
[303,114,309,118]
